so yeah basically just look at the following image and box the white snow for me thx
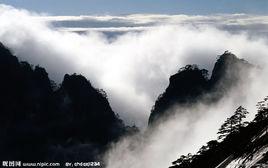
[225,145,268,168]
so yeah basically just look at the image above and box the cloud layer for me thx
[1,4,268,128]
[43,13,268,38]
[1,4,268,167]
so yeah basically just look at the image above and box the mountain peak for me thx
[210,51,252,87]
[62,73,93,93]
[0,42,127,161]
[149,52,253,125]
[149,64,209,124]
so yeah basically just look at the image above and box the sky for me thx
[1,0,268,15]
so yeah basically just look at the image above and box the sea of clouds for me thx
[1,4,268,168]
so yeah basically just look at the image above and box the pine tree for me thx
[234,106,249,126]
[172,153,193,168]
[218,106,249,140]
[254,96,268,122]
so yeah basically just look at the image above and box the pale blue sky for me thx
[0,0,268,15]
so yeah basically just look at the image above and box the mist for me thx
[1,4,268,168]
[105,66,268,168]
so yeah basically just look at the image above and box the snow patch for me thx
[225,145,268,168]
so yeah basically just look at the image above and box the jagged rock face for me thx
[149,52,253,125]
[149,65,209,124]
[210,52,253,95]
[54,74,125,144]
[0,43,53,122]
[0,42,126,161]
[0,43,54,161]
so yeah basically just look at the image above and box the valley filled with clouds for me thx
[1,4,268,167]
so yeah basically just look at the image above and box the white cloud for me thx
[104,100,240,168]
[37,13,268,37]
[104,65,268,168]
[1,4,268,128]
[1,4,268,167]
[40,13,268,26]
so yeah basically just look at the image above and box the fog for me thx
[105,67,267,168]
[1,4,268,168]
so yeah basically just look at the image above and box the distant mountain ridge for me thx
[149,51,253,125]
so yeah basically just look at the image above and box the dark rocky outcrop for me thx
[0,42,130,162]
[53,74,125,145]
[149,51,253,125]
